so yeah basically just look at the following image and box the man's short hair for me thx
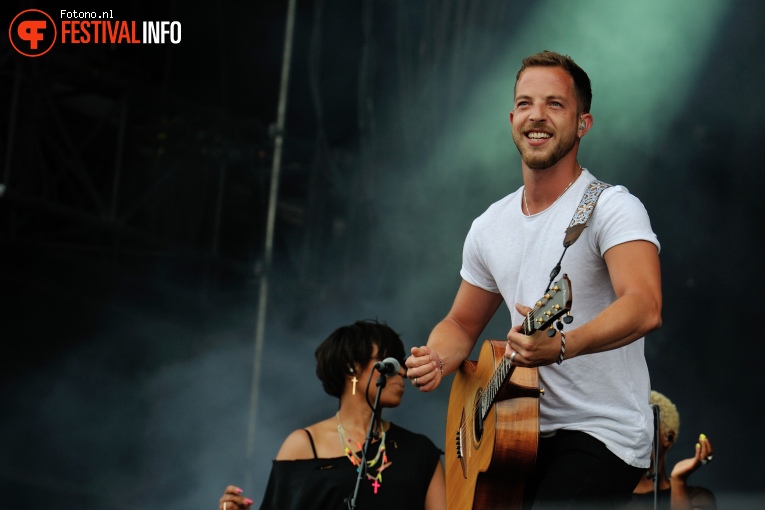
[515,50,593,114]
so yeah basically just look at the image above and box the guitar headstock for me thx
[522,275,573,335]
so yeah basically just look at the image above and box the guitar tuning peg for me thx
[555,321,564,331]
[563,314,573,324]
[546,329,556,338]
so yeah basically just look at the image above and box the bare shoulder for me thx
[275,429,315,460]
[275,417,335,460]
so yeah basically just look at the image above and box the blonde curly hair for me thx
[650,390,680,445]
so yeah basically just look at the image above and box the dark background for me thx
[1,0,763,508]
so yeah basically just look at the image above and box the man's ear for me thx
[577,113,593,138]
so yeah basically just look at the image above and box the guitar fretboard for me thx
[477,280,569,421]
[480,357,513,421]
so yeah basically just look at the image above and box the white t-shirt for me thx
[460,169,659,468]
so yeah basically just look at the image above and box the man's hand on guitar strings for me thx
[405,345,443,392]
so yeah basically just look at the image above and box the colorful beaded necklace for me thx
[336,412,393,494]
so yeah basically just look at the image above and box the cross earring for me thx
[350,369,358,395]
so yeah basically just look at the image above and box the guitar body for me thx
[445,340,541,510]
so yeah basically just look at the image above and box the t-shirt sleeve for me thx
[592,186,660,256]
[460,218,500,293]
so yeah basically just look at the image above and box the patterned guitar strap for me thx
[545,179,612,290]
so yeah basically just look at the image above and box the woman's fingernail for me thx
[245,498,253,505]
[236,487,243,494]
[696,443,701,449]
[699,433,707,440]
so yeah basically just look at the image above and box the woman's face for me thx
[355,345,406,408]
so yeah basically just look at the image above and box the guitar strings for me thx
[461,286,565,447]
[463,307,537,444]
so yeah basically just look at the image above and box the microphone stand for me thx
[346,372,387,510]
[652,404,661,510]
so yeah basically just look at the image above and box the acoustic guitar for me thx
[445,275,572,510]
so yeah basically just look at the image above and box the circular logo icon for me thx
[9,9,57,57]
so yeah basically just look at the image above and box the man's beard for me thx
[512,126,578,170]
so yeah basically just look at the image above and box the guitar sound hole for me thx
[473,391,484,443]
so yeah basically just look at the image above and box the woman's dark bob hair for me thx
[315,319,406,398]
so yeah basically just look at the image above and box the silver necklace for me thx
[523,165,583,216]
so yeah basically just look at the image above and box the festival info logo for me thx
[9,9,181,57]
[9,9,57,57]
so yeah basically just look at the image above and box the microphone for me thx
[373,357,401,376]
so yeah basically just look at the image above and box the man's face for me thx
[510,66,581,169]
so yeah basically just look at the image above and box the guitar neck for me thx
[480,357,514,421]
[478,276,571,421]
